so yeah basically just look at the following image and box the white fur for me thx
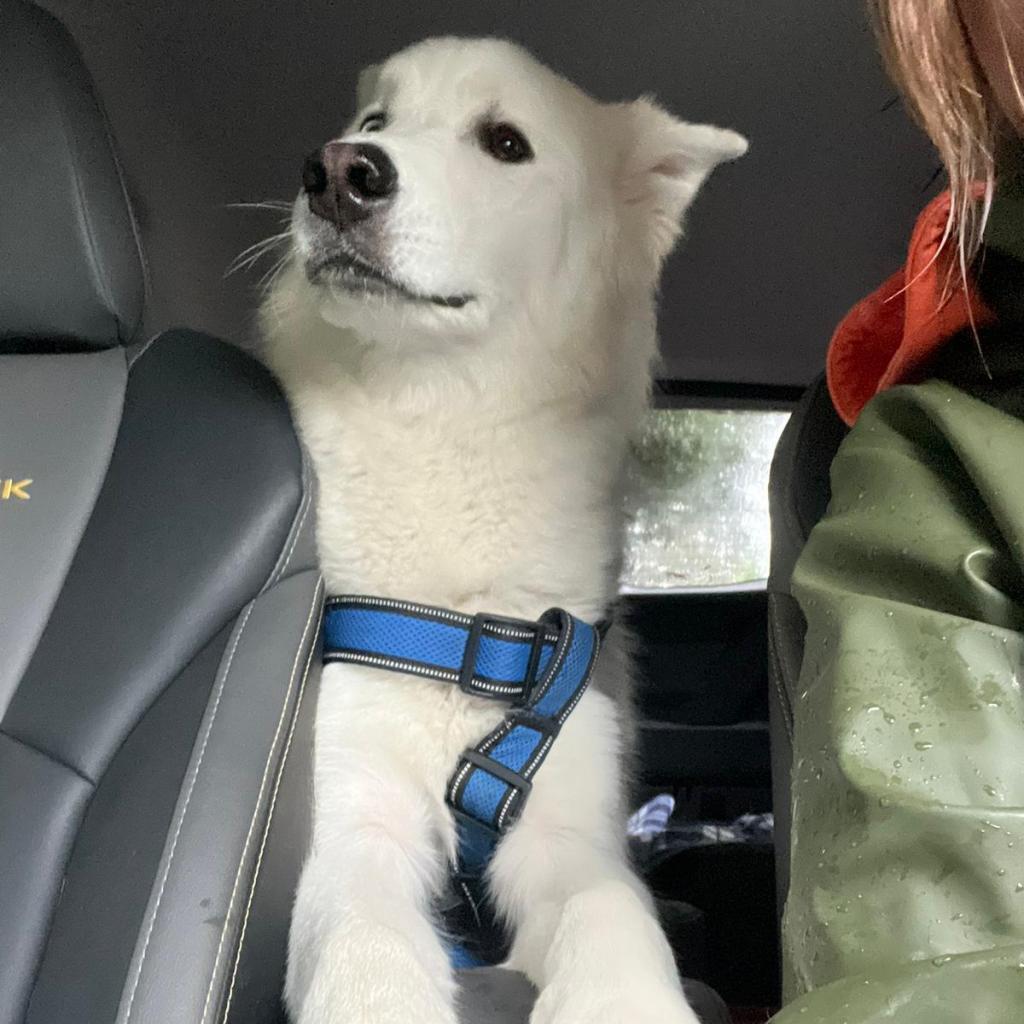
[262,37,746,1024]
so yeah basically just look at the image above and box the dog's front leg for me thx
[518,873,699,1024]
[493,691,700,1024]
[285,765,458,1024]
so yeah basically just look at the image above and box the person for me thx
[772,1,1024,1021]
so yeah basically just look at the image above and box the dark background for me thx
[43,0,938,385]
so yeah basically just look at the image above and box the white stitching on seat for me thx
[200,578,324,1024]
[279,479,312,579]
[120,600,257,1024]
[217,578,324,1024]
[262,447,314,592]
[126,330,162,369]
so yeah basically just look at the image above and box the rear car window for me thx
[622,407,790,590]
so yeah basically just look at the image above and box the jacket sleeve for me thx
[772,380,1024,1023]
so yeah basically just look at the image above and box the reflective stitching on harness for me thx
[485,624,560,642]
[447,760,474,804]
[325,649,461,682]
[326,594,472,625]
[496,732,555,829]
[552,630,600,728]
[325,595,560,642]
[324,649,528,696]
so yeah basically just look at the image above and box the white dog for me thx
[261,37,746,1024]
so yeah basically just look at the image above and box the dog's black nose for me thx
[303,142,397,227]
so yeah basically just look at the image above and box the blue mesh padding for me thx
[324,606,556,684]
[532,622,595,718]
[488,726,543,773]
[461,767,507,823]
[325,609,467,667]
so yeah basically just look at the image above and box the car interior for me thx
[0,1,942,1022]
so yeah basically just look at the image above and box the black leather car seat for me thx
[766,375,847,924]
[0,2,321,1022]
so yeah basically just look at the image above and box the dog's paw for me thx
[530,981,702,1024]
[293,918,458,1024]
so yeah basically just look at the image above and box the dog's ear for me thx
[619,97,747,263]
[356,64,382,109]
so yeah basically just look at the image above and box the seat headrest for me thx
[0,0,145,350]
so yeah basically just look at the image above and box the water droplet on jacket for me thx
[909,722,923,735]
[915,741,934,751]
[1015,882,1024,893]
[884,712,896,725]
[984,785,998,798]
[932,955,953,966]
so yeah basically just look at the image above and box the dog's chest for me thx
[295,390,617,617]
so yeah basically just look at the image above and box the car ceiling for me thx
[40,0,937,386]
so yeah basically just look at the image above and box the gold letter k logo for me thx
[1,479,32,500]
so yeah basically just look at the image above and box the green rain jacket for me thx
[773,168,1024,1023]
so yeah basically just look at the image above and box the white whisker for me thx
[226,230,292,278]
[258,251,293,291]
[227,200,293,213]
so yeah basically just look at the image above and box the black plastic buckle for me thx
[449,803,503,841]
[507,708,560,739]
[460,749,534,800]
[458,612,554,706]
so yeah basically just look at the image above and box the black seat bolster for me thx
[221,631,321,1024]
[767,373,847,923]
[112,570,323,1024]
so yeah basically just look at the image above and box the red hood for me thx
[827,190,996,426]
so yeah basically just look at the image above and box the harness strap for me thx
[323,595,562,702]
[322,595,603,966]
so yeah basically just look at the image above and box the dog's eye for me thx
[359,112,387,133]
[479,121,533,163]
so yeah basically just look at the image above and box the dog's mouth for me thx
[306,250,473,310]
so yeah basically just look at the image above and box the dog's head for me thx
[276,37,746,371]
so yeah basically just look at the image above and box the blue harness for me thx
[322,595,602,967]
